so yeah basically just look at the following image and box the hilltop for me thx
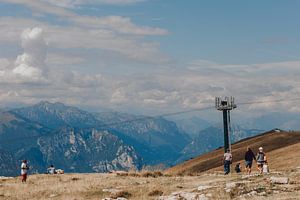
[166,130,300,175]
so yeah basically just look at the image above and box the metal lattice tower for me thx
[215,97,237,152]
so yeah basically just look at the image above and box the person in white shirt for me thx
[47,165,56,174]
[223,149,232,175]
[21,160,29,182]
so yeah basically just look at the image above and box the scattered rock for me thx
[270,177,289,184]
[225,182,236,190]
[49,194,58,198]
[158,191,206,200]
[249,191,257,195]
[258,191,267,196]
[0,176,13,179]
[197,185,212,191]
[206,193,212,197]
[102,188,122,194]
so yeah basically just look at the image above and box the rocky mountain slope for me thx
[37,127,140,173]
[12,101,101,129]
[0,108,141,175]
[0,150,17,176]
[95,112,191,165]
[13,102,191,166]
[0,101,191,175]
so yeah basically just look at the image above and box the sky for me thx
[0,0,300,118]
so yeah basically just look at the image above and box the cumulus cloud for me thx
[0,17,169,64]
[13,27,48,80]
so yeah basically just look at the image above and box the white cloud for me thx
[0,0,168,36]
[12,27,48,80]
[1,57,300,115]
[72,15,169,35]
[0,17,169,64]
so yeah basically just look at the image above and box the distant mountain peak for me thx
[35,101,69,109]
[12,101,100,129]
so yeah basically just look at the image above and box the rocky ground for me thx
[0,167,300,200]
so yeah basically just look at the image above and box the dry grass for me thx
[1,169,300,199]
[0,173,204,200]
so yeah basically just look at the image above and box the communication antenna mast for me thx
[215,97,236,152]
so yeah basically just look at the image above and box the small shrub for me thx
[141,171,164,178]
[141,171,154,178]
[71,177,80,181]
[148,189,163,196]
[128,172,141,177]
[116,172,129,177]
[153,171,164,177]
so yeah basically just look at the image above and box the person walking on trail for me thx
[256,147,266,174]
[21,160,29,182]
[244,147,256,175]
[223,149,232,175]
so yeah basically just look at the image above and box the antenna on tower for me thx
[215,96,236,152]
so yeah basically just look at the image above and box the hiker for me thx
[244,147,256,175]
[21,160,29,182]
[223,149,232,175]
[235,163,241,173]
[256,147,266,174]
[47,165,56,174]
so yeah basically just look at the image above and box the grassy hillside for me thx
[166,131,300,175]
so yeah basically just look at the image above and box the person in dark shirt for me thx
[244,147,256,175]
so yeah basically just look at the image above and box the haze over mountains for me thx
[0,101,299,176]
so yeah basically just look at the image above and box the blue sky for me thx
[0,0,299,117]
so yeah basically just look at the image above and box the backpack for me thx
[257,152,265,162]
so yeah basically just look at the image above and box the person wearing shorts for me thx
[244,147,256,175]
[256,147,266,175]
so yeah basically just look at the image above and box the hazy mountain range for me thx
[0,101,299,176]
[0,101,190,175]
